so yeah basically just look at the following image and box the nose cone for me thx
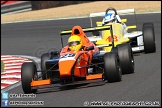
[59,59,75,79]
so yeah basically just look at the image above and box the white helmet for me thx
[102,13,116,25]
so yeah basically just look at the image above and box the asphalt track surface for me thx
[1,13,161,107]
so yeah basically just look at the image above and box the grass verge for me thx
[1,61,4,72]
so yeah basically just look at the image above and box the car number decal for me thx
[60,54,75,59]
[106,35,118,42]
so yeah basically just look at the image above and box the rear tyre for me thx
[21,62,37,94]
[117,43,134,74]
[41,53,51,79]
[143,22,156,53]
[104,52,122,83]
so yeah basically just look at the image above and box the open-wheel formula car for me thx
[88,7,156,54]
[21,25,134,94]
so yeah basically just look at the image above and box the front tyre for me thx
[21,62,37,94]
[104,52,122,83]
[143,22,156,53]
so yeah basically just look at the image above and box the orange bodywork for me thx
[31,79,51,87]
[60,25,99,55]
[59,25,100,80]
[71,26,91,46]
[30,26,102,87]
[71,26,99,61]
[86,74,102,80]
[59,51,89,79]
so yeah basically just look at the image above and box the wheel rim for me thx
[130,49,135,70]
[118,64,122,79]
[117,57,122,79]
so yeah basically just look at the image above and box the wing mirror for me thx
[86,46,94,51]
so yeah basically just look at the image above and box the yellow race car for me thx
[88,7,156,54]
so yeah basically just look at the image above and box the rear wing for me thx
[60,25,112,35]
[89,8,136,27]
[60,25,115,48]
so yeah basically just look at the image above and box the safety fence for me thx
[1,1,95,15]
[1,1,32,15]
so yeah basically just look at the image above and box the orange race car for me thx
[21,25,134,94]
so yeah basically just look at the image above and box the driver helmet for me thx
[68,35,82,51]
[102,13,116,25]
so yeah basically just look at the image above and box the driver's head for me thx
[102,13,116,25]
[68,35,82,51]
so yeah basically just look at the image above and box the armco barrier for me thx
[1,1,32,15]
[1,1,20,5]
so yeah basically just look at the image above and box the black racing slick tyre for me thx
[142,22,156,53]
[41,53,51,79]
[104,52,122,83]
[21,62,37,94]
[117,43,134,74]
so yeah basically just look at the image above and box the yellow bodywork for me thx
[95,19,136,52]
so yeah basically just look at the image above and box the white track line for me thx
[1,55,13,58]
[3,60,29,63]
[1,80,19,85]
[2,70,21,73]
[4,66,22,69]
[1,58,28,61]
[1,86,6,89]
[1,75,21,79]
[5,63,23,67]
